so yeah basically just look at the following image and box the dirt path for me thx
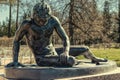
[0,67,6,80]
[0,69,4,73]
[0,66,4,73]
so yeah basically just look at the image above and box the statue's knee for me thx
[84,46,89,51]
[80,46,89,53]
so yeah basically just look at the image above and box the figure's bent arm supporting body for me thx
[54,17,70,55]
[13,21,28,63]
[53,17,107,65]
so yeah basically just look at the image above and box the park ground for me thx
[0,46,120,79]
[76,48,120,66]
[0,46,120,66]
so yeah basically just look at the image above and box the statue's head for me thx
[32,2,51,26]
[33,2,51,19]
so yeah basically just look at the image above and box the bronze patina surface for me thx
[6,2,107,67]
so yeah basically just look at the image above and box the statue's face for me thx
[33,12,47,26]
[33,3,51,26]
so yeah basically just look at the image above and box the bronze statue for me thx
[6,2,107,67]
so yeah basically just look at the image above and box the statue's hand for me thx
[60,52,69,64]
[5,62,25,67]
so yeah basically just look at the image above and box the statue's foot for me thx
[5,62,25,67]
[91,58,108,65]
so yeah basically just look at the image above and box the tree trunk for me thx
[69,0,74,45]
[103,1,111,42]
[118,0,120,43]
[8,2,12,37]
[16,0,19,30]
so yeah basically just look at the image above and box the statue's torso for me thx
[25,17,57,56]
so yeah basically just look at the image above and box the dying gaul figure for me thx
[6,2,107,67]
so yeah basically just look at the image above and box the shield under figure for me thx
[6,2,107,67]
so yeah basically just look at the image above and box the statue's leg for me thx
[55,47,90,56]
[81,49,107,63]
[55,47,107,64]
[35,55,76,67]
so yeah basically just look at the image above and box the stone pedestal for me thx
[5,60,117,80]
[57,68,120,80]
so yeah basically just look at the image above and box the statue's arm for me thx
[13,21,29,63]
[54,17,70,56]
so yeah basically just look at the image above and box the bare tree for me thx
[118,0,120,42]
[8,1,12,37]
[15,0,19,30]
[69,0,74,45]
[8,0,16,37]
[102,1,112,42]
[68,0,101,44]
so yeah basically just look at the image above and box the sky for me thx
[0,5,9,22]
[0,0,118,23]
[0,0,67,23]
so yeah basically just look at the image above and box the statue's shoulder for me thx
[21,20,32,25]
[50,16,60,25]
[20,20,32,29]
[50,16,59,22]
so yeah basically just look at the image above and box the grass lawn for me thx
[0,46,120,67]
[76,48,120,67]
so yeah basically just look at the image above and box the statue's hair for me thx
[33,2,51,17]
